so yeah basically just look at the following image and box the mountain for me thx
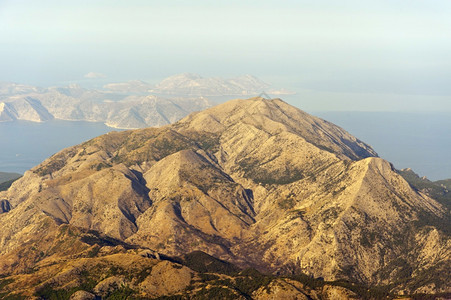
[0,74,293,129]
[150,73,292,96]
[0,83,211,129]
[38,92,212,129]
[0,97,54,122]
[0,98,449,298]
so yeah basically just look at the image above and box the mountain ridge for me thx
[151,73,280,96]
[0,97,449,298]
[0,90,211,129]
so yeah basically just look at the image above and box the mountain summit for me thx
[0,97,449,297]
[177,97,377,160]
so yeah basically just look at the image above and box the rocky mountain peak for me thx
[0,97,449,297]
[178,97,378,160]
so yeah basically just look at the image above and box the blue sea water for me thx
[313,111,451,181]
[0,120,121,174]
[0,112,450,181]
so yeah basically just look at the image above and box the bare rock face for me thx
[0,97,449,296]
[139,260,193,297]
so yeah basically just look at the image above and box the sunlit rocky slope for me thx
[0,98,449,298]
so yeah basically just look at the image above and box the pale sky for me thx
[1,0,450,111]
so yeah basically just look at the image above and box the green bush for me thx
[105,286,136,299]
[193,286,240,300]
[182,251,241,275]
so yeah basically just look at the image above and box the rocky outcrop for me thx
[69,290,96,300]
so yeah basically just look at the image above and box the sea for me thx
[312,111,451,181]
[0,112,450,181]
[0,120,122,174]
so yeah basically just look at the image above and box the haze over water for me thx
[0,1,450,180]
[314,111,451,181]
[0,120,117,174]
[1,1,450,106]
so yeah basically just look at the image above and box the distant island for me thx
[0,74,293,129]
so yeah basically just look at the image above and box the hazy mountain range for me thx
[0,97,449,299]
[0,74,292,129]
[149,73,293,96]
[0,81,211,130]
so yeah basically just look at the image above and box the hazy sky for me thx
[1,0,450,111]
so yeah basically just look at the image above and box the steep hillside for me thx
[0,97,53,122]
[0,98,449,298]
